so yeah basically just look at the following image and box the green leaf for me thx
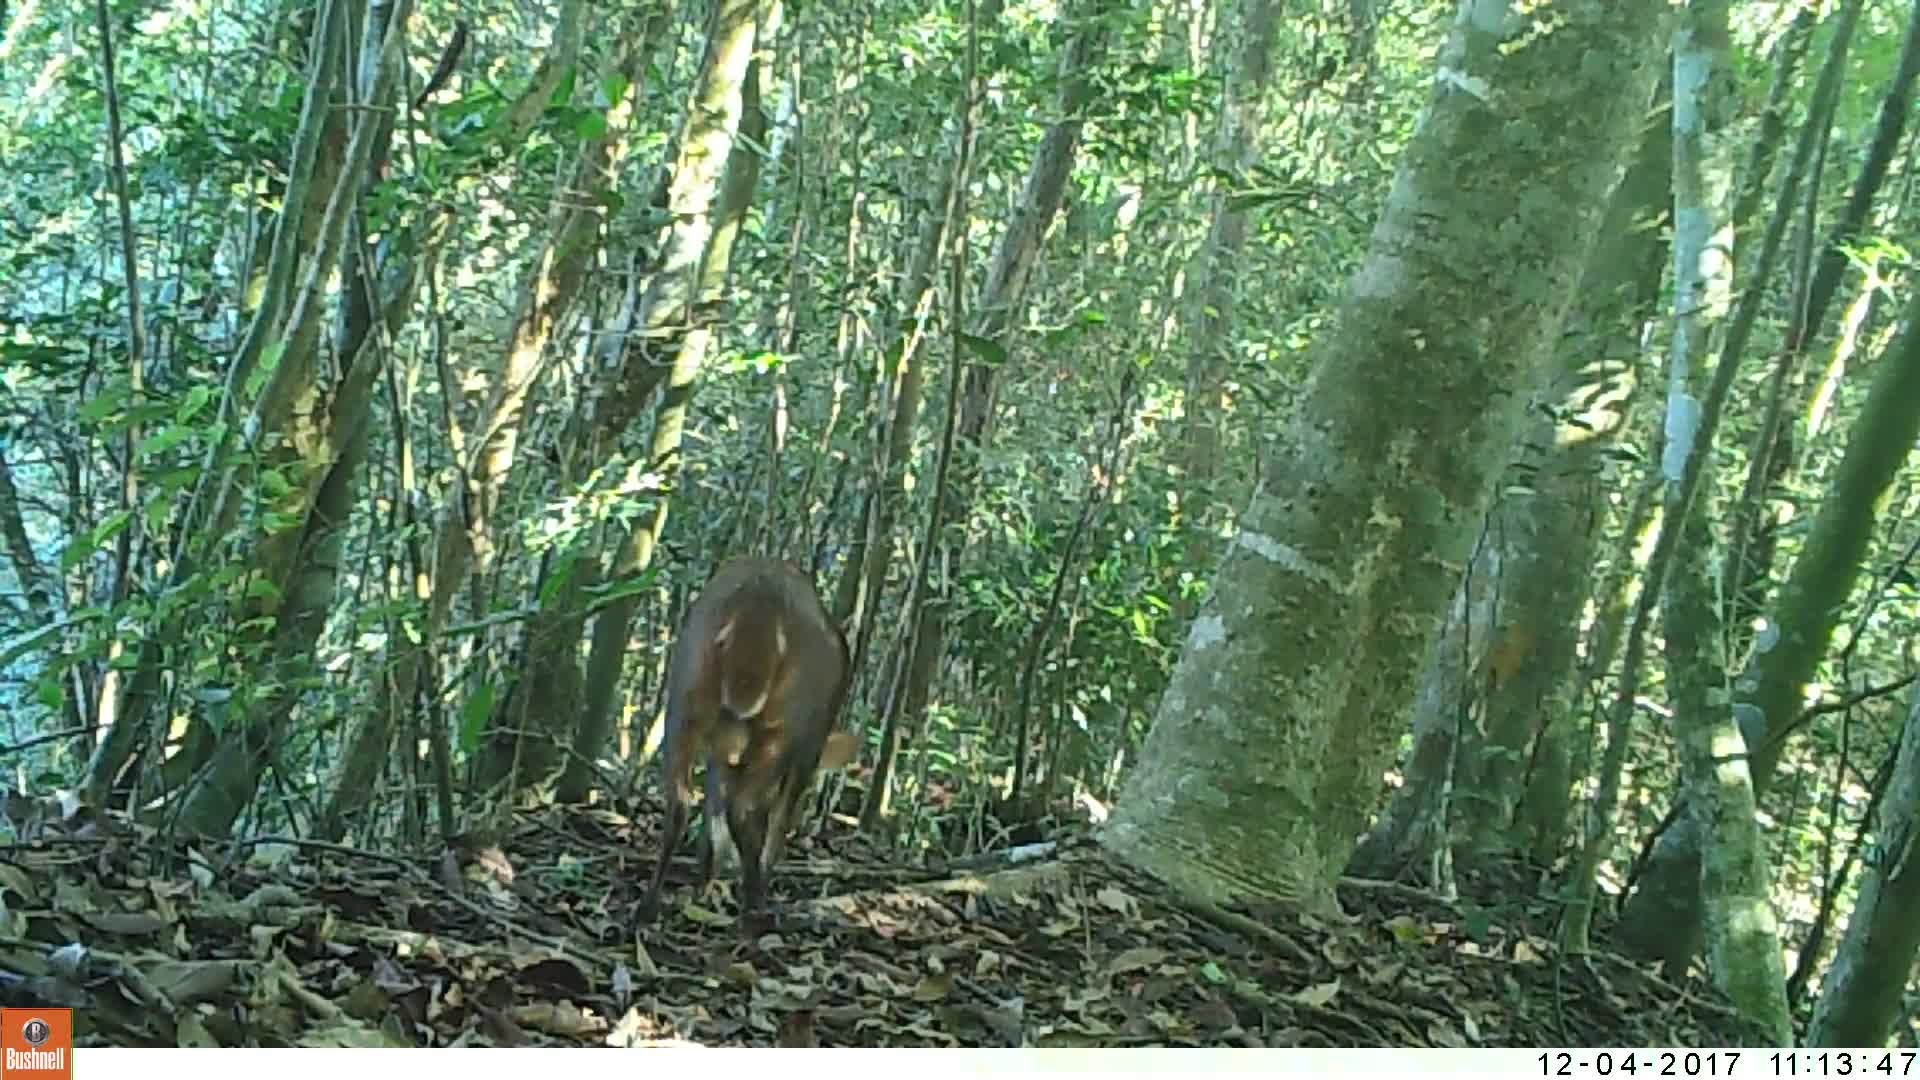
[177,383,215,422]
[459,682,495,754]
[62,509,132,572]
[259,467,295,501]
[587,567,660,606]
[600,73,630,108]
[247,340,287,399]
[957,333,1007,367]
[35,676,66,713]
[539,552,579,607]
[139,422,195,458]
[262,510,304,534]
[1462,905,1491,942]
[574,112,608,141]
[144,491,173,532]
[78,382,130,424]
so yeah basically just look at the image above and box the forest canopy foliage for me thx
[2,0,1918,1048]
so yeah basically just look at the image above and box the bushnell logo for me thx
[1,1007,71,1079]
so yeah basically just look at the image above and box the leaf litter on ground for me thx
[0,796,1775,1047]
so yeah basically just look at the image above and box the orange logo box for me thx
[0,1009,71,1080]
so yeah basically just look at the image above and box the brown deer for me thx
[638,557,860,929]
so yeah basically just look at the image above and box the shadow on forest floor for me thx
[1,796,1771,1047]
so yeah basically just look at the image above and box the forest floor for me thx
[2,795,1775,1048]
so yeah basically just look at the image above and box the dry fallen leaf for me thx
[1107,946,1168,975]
[912,971,955,1002]
[777,1009,818,1047]
[82,910,169,936]
[1363,959,1405,985]
[1289,978,1341,1008]
[631,937,660,977]
[1428,1019,1466,1047]
[1383,914,1424,945]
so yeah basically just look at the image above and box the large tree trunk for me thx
[1100,0,1673,918]
[1361,107,1670,879]
[1452,111,1670,864]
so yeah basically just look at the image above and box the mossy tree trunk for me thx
[1610,0,1872,970]
[1808,679,1920,1048]
[1101,0,1673,917]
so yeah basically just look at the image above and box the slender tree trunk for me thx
[88,0,149,765]
[1807,683,1920,1048]
[1452,109,1671,864]
[1723,0,1920,665]
[563,0,780,801]
[1657,2,1790,1043]
[1565,0,1866,955]
[310,2,612,837]
[1521,470,1660,863]
[1346,521,1501,886]
[837,162,959,670]
[1178,0,1283,601]
[831,0,1010,648]
[82,0,355,805]
[170,0,418,836]
[863,0,1104,824]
